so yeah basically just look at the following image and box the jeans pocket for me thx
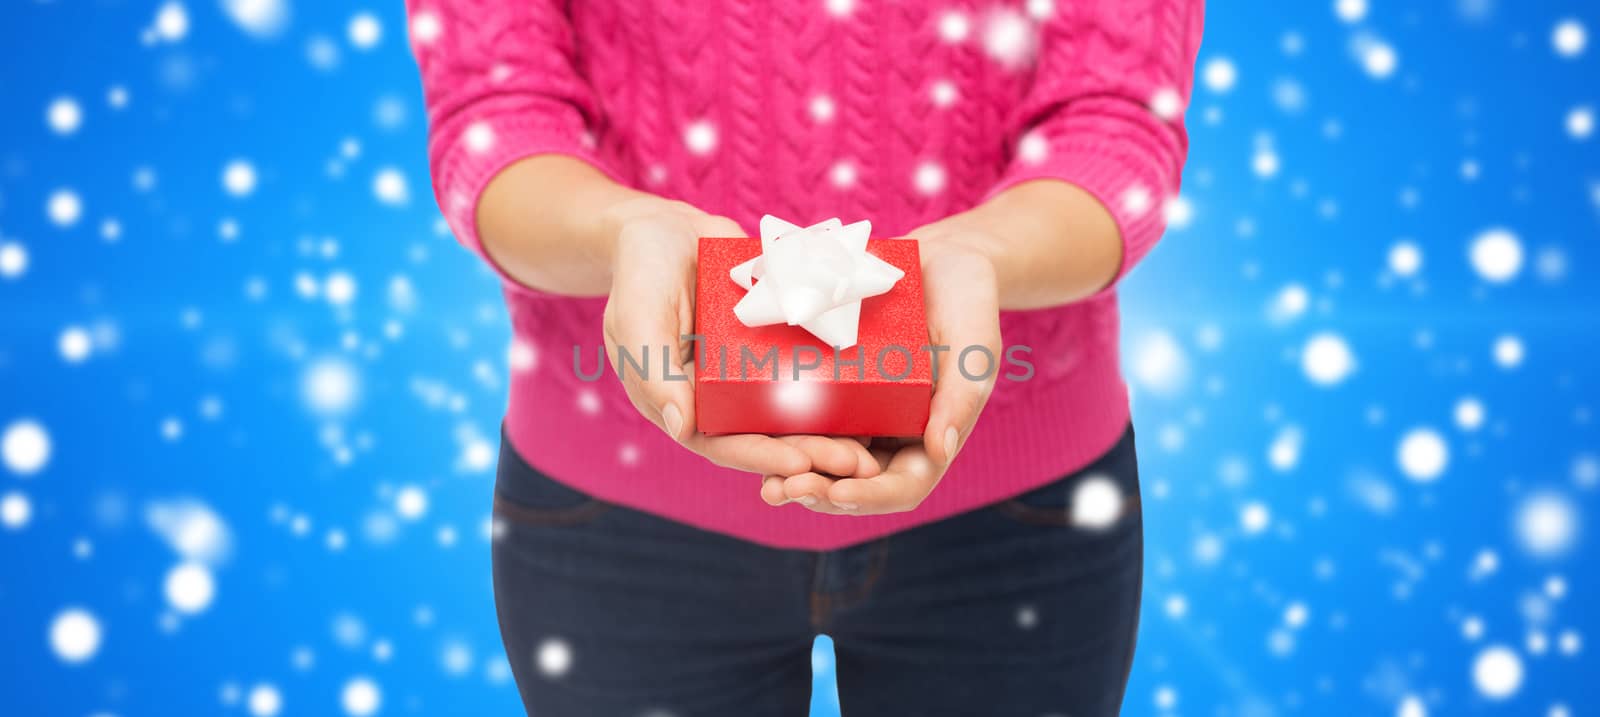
[991,425,1141,529]
[493,433,611,527]
[991,481,1141,528]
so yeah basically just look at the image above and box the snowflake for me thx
[1070,475,1123,530]
[1388,240,1423,276]
[165,562,217,615]
[537,638,574,678]
[937,12,970,43]
[348,12,382,50]
[809,95,836,123]
[46,96,83,135]
[1397,428,1449,482]
[222,159,259,197]
[50,608,102,663]
[464,121,496,153]
[981,9,1037,68]
[1202,57,1237,93]
[410,11,442,45]
[2,420,52,476]
[683,120,718,155]
[1491,334,1525,369]
[1334,0,1367,24]
[829,160,857,189]
[1566,105,1594,140]
[912,161,946,195]
[1552,19,1587,58]
[153,1,190,43]
[1302,332,1356,386]
[47,189,84,227]
[372,167,410,206]
[1472,645,1524,699]
[223,0,289,38]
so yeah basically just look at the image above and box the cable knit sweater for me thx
[408,0,1203,550]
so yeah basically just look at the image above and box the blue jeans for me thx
[492,427,1142,716]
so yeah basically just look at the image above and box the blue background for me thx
[2,0,1596,715]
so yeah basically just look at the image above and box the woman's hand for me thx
[761,235,1003,514]
[602,198,880,480]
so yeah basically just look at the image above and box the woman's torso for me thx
[568,0,1039,234]
[496,0,1131,550]
[520,0,1113,403]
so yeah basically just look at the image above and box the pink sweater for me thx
[409,0,1202,550]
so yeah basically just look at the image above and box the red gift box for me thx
[694,236,932,437]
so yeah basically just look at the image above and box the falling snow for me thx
[1070,475,1124,530]
[153,2,190,43]
[1397,428,1450,483]
[1472,645,1524,699]
[1492,334,1526,369]
[1470,227,1524,283]
[1302,332,1357,386]
[222,159,259,197]
[46,96,83,135]
[912,161,946,195]
[1566,106,1594,141]
[1388,240,1423,277]
[1515,493,1580,558]
[49,609,103,664]
[537,637,574,678]
[223,0,290,38]
[1,491,31,530]
[348,12,382,50]
[3,420,52,476]
[683,120,717,155]
[372,167,410,206]
[1552,19,1587,59]
[165,562,217,614]
[47,189,84,227]
[1202,57,1237,93]
[341,676,382,716]
[409,11,441,45]
[1335,0,1367,24]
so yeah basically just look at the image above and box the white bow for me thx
[729,215,905,349]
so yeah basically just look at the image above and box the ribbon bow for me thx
[729,215,905,349]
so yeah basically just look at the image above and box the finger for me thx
[846,438,884,478]
[922,260,1002,467]
[834,437,886,478]
[686,433,811,477]
[779,435,870,477]
[760,475,790,506]
[604,321,694,443]
[826,444,941,515]
[781,472,846,513]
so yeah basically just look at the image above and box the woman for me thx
[409,1,1202,714]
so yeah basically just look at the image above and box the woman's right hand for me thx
[601,198,880,481]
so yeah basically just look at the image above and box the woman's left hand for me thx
[761,232,1003,515]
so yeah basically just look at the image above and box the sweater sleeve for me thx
[986,0,1205,293]
[406,0,617,287]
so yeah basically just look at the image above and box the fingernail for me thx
[943,426,960,464]
[661,403,683,440]
[834,502,859,511]
[797,495,818,506]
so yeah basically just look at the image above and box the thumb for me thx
[604,228,699,441]
[920,251,1001,467]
